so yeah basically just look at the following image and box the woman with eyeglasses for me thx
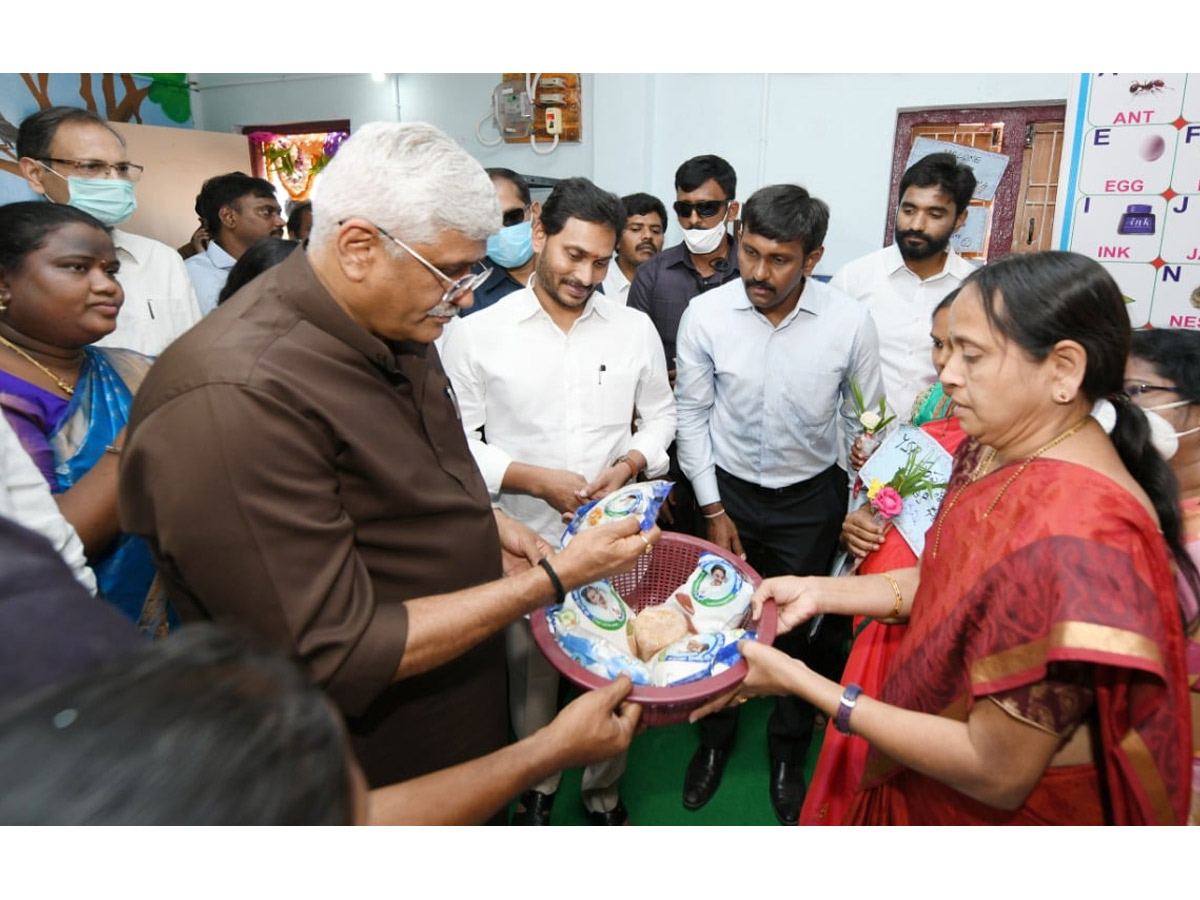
[1127,327,1200,825]
[0,202,165,633]
[693,252,1195,824]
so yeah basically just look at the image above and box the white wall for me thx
[594,74,1072,271]
[192,72,1072,271]
[193,73,596,182]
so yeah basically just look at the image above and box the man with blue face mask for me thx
[16,107,202,356]
[460,168,541,317]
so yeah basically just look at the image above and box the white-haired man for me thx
[118,123,655,814]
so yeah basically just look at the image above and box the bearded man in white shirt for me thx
[830,152,976,419]
[441,177,676,826]
[676,184,883,825]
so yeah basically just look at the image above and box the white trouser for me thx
[505,618,626,812]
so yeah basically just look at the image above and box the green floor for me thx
[514,695,824,826]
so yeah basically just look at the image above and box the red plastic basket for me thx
[530,532,776,727]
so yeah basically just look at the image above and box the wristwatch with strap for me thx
[835,683,864,735]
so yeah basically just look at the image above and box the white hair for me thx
[308,122,500,249]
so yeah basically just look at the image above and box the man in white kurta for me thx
[442,177,675,824]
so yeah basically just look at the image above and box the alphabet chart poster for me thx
[1057,73,1200,328]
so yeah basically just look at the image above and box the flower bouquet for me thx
[849,378,896,459]
[866,446,948,531]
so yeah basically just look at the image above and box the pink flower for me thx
[871,487,903,519]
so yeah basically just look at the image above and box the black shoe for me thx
[769,758,806,826]
[586,801,630,825]
[510,789,555,825]
[683,745,731,810]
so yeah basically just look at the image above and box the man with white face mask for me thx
[629,155,741,381]
[460,168,541,316]
[16,107,202,356]
[628,155,741,541]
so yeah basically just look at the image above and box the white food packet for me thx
[562,579,639,657]
[664,552,754,634]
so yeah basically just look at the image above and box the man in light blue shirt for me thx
[676,184,883,825]
[185,172,284,314]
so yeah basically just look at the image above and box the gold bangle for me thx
[881,573,903,617]
[105,444,123,456]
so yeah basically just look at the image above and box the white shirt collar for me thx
[511,285,613,325]
[882,242,969,282]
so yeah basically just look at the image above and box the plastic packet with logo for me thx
[560,480,674,548]
[561,579,638,656]
[650,628,756,687]
[664,551,755,633]
[546,605,652,685]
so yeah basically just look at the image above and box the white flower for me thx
[860,410,882,432]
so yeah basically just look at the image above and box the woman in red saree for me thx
[695,252,1195,825]
[800,292,966,825]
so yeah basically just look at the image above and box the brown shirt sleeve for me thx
[121,382,406,715]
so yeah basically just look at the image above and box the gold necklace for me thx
[0,333,77,396]
[931,417,1089,558]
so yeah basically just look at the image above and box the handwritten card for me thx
[858,425,954,558]
[906,137,1010,201]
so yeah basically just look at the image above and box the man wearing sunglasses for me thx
[629,156,742,542]
[442,177,675,825]
[628,155,741,379]
[16,106,202,356]
[460,168,542,316]
[118,124,656,814]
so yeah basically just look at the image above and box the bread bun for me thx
[632,605,689,661]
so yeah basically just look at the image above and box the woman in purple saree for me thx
[0,202,164,633]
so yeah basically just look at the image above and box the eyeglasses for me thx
[373,224,491,303]
[1124,382,1185,397]
[673,199,728,220]
[40,158,144,182]
[501,205,530,228]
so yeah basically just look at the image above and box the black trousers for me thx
[662,441,703,538]
[698,464,850,764]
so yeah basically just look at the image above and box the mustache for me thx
[744,279,774,294]
[636,241,658,252]
[897,230,930,242]
[427,302,461,319]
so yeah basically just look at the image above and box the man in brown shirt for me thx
[118,122,655,795]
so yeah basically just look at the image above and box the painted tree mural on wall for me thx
[0,73,191,190]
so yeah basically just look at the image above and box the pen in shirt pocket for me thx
[598,363,606,385]
[147,300,156,319]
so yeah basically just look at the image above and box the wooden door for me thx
[1010,121,1065,255]
[888,105,1066,262]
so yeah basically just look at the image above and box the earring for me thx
[1055,391,1071,404]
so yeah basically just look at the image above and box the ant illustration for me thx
[1130,79,1172,95]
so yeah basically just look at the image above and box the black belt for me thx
[715,464,841,497]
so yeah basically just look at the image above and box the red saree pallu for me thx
[845,459,1191,825]
[800,417,966,826]
[1181,498,1200,825]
